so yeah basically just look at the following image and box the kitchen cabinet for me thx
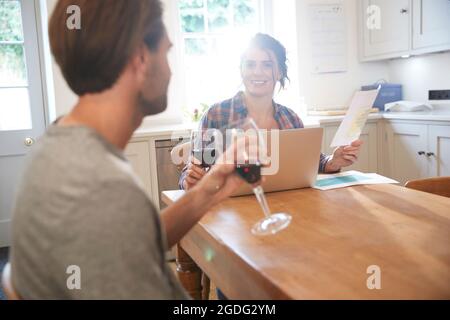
[384,122,428,184]
[428,125,450,177]
[321,121,379,173]
[360,0,411,59]
[412,0,450,50]
[385,121,450,184]
[359,0,450,61]
[124,140,153,197]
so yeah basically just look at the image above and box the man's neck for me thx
[58,88,142,150]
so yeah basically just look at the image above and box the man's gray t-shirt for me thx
[10,125,188,299]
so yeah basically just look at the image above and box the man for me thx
[10,0,242,299]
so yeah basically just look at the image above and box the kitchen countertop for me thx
[132,107,450,139]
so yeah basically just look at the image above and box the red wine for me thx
[192,148,216,168]
[235,163,261,184]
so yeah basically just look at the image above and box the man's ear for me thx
[131,44,153,85]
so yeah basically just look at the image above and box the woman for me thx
[180,33,362,190]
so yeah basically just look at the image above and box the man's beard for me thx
[138,92,168,116]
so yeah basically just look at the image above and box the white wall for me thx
[270,0,303,115]
[45,0,183,125]
[295,0,390,110]
[388,52,450,103]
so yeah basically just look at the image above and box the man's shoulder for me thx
[23,126,139,191]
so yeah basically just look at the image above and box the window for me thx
[177,0,268,121]
[0,0,31,131]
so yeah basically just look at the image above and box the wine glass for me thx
[190,129,219,169]
[222,118,292,236]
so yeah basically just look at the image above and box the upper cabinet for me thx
[361,0,411,58]
[359,0,450,61]
[412,0,450,50]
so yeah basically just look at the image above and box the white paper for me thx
[330,89,380,147]
[313,170,398,191]
[308,4,347,74]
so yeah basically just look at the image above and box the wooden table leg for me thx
[202,273,211,300]
[176,243,203,300]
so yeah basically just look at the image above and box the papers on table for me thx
[313,170,398,191]
[330,88,380,147]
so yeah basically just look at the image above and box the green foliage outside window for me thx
[178,0,256,55]
[0,1,27,86]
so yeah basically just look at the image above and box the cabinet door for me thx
[362,0,410,58]
[428,125,450,177]
[412,0,450,49]
[385,123,428,184]
[124,141,153,197]
[322,122,378,173]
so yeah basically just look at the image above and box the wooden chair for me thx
[405,177,450,198]
[1,262,21,300]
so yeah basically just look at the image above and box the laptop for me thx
[231,127,323,196]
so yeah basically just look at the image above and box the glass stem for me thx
[252,185,271,218]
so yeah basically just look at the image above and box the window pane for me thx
[207,0,229,11]
[0,0,24,42]
[0,44,27,86]
[208,15,229,32]
[207,0,230,32]
[185,38,208,55]
[181,12,205,33]
[178,0,204,10]
[234,0,257,27]
[0,87,32,131]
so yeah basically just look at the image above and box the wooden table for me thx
[162,184,450,299]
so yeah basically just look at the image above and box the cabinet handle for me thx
[400,8,408,14]
[426,152,435,157]
[418,151,425,155]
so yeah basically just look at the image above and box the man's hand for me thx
[161,143,243,248]
[325,139,364,172]
[183,159,207,190]
[195,149,243,206]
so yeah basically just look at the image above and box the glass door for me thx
[0,0,47,246]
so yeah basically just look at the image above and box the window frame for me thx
[0,0,47,137]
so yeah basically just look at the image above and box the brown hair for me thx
[49,0,164,96]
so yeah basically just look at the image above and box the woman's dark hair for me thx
[49,0,165,96]
[242,33,289,89]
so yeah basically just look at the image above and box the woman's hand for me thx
[325,139,364,172]
[183,159,207,190]
[194,143,244,206]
